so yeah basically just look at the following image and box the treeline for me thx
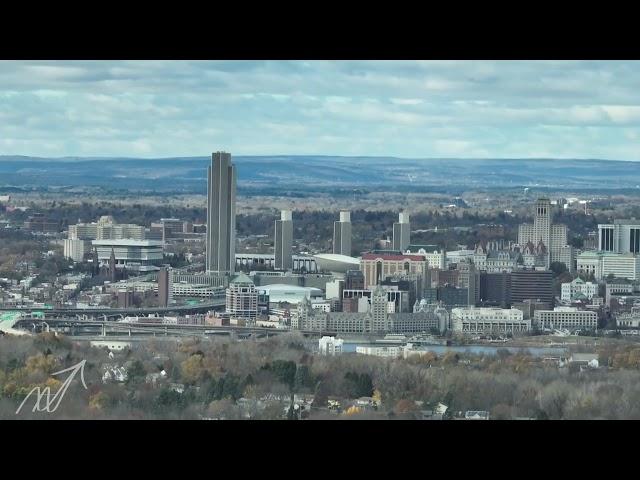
[3,333,640,419]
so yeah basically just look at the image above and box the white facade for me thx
[92,239,164,271]
[445,250,474,267]
[318,336,343,355]
[311,301,332,312]
[63,238,90,262]
[423,250,446,269]
[171,282,225,298]
[405,248,446,269]
[617,307,640,328]
[235,253,317,273]
[69,217,146,241]
[577,251,640,280]
[576,251,603,279]
[356,345,402,358]
[451,307,530,334]
[325,279,344,300]
[561,278,599,302]
[598,220,640,254]
[225,274,258,322]
[534,307,598,331]
[473,249,519,273]
[602,253,640,280]
[90,340,132,351]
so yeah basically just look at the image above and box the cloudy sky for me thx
[1,60,640,160]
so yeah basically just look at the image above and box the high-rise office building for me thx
[370,285,390,333]
[68,216,146,241]
[206,152,236,273]
[225,273,258,323]
[63,239,90,262]
[479,272,512,307]
[511,269,554,307]
[158,267,171,307]
[345,269,365,290]
[598,219,640,254]
[518,198,572,270]
[274,210,293,270]
[117,289,135,308]
[333,210,352,256]
[393,212,411,252]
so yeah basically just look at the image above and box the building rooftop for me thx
[91,239,163,247]
[230,273,254,285]
[361,253,425,261]
[570,353,599,362]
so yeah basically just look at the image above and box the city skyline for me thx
[3,60,640,160]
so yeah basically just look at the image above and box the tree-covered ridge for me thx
[3,333,640,420]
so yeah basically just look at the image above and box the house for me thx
[465,410,490,420]
[327,397,342,412]
[355,396,378,410]
[102,365,128,383]
[145,370,168,386]
[569,353,599,368]
[419,402,449,420]
[288,394,315,418]
[170,383,185,394]
[435,402,448,416]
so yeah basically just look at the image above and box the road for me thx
[0,299,226,317]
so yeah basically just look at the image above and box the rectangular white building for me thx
[577,251,640,280]
[598,220,640,254]
[534,307,598,331]
[63,238,90,262]
[92,239,164,272]
[451,307,530,334]
[318,336,344,355]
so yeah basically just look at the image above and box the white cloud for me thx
[2,60,640,159]
[390,98,424,105]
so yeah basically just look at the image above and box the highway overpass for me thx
[0,299,226,318]
[10,316,334,339]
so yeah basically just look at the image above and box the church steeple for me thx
[109,248,116,282]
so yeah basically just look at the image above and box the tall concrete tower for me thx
[333,210,352,256]
[370,285,389,333]
[533,199,551,248]
[158,266,172,307]
[393,212,410,252]
[274,210,293,270]
[206,152,236,273]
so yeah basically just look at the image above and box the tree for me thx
[344,372,374,398]
[125,360,146,385]
[263,360,297,390]
[180,354,206,384]
[294,365,314,391]
[394,399,418,415]
[442,352,460,365]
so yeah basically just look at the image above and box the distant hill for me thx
[0,155,638,193]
